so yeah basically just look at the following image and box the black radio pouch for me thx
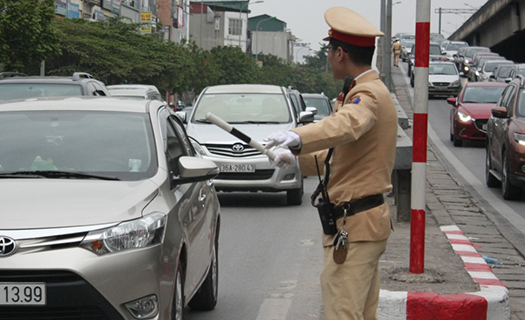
[312,148,337,235]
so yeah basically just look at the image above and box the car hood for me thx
[459,103,497,119]
[0,179,159,229]
[186,122,295,144]
[429,75,459,82]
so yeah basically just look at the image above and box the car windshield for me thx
[429,64,458,75]
[303,97,331,116]
[193,93,291,123]
[519,69,525,77]
[0,84,83,101]
[462,86,505,104]
[496,66,514,77]
[484,62,512,73]
[429,46,442,55]
[446,43,468,51]
[466,48,490,58]
[0,111,157,180]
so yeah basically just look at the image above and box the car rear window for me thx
[462,86,505,104]
[0,111,157,180]
[0,84,83,101]
[304,97,331,116]
[193,93,291,123]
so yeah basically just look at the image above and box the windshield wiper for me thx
[230,121,283,124]
[0,170,119,180]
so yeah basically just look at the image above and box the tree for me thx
[0,0,60,71]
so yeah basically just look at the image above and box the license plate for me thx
[0,283,46,305]
[220,164,255,172]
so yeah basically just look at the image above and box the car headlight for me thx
[191,140,209,156]
[457,111,472,123]
[451,80,461,87]
[464,66,470,72]
[465,59,471,64]
[80,213,167,255]
[514,133,525,145]
[475,71,480,76]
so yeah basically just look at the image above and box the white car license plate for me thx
[220,164,255,173]
[0,283,46,305]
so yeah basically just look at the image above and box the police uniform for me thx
[392,39,402,66]
[291,7,398,320]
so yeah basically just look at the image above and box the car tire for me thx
[485,148,501,188]
[286,178,304,206]
[502,153,523,200]
[188,239,218,311]
[172,261,185,320]
[452,134,462,147]
[450,131,454,142]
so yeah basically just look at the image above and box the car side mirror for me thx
[492,107,508,118]
[172,157,219,185]
[175,111,187,123]
[446,97,457,106]
[305,106,317,115]
[299,111,315,124]
[459,72,465,77]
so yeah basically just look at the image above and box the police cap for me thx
[323,7,384,47]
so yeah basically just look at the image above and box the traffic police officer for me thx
[392,38,402,67]
[264,7,398,320]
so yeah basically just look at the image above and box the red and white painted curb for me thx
[378,225,510,320]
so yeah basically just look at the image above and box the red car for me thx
[447,82,507,147]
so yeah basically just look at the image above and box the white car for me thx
[428,61,462,98]
[181,84,315,205]
[107,84,163,101]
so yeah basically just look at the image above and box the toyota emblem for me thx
[0,236,16,257]
[232,143,245,152]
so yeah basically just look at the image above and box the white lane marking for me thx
[255,299,292,320]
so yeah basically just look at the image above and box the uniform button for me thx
[335,198,340,204]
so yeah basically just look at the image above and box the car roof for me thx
[108,88,155,96]
[464,81,507,88]
[0,72,99,84]
[203,84,284,94]
[107,84,160,93]
[301,93,328,98]
[0,96,164,113]
[429,61,455,65]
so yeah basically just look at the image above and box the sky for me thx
[249,0,489,57]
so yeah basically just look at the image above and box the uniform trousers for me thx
[320,239,388,320]
[393,52,400,66]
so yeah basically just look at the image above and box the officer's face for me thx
[327,45,347,81]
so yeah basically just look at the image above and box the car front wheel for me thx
[485,148,501,188]
[286,178,304,205]
[502,153,522,200]
[188,239,218,311]
[172,261,184,320]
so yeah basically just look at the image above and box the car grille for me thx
[431,82,450,87]
[217,169,275,180]
[206,143,262,157]
[0,270,123,320]
[475,119,488,132]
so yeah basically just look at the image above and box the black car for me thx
[0,72,110,101]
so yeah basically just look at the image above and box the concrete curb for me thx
[378,225,510,320]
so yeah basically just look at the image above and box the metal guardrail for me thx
[392,94,412,222]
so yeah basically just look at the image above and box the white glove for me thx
[264,131,301,149]
[270,148,296,169]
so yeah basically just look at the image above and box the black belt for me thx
[333,194,384,220]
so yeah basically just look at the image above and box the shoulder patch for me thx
[349,96,361,104]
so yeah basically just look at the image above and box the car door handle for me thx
[199,189,207,203]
